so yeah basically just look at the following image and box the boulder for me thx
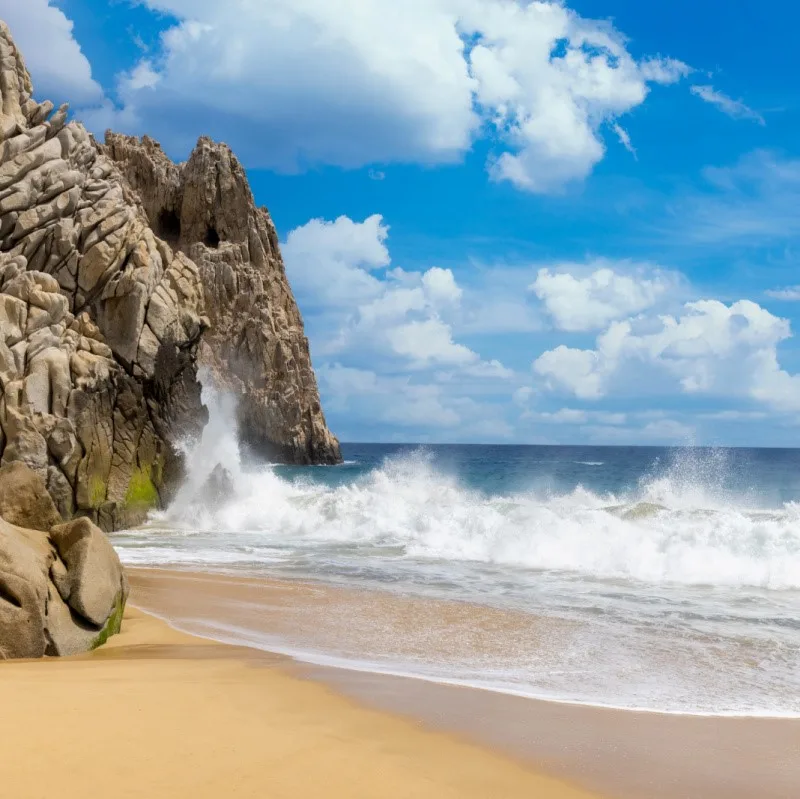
[0,461,62,531]
[50,517,128,627]
[0,518,52,659]
[0,19,340,532]
[201,463,235,509]
[0,514,127,659]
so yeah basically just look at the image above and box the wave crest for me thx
[143,386,800,591]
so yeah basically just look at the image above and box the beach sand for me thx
[0,604,602,799]
[127,568,800,799]
[3,568,798,799]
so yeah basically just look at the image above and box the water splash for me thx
[145,387,800,591]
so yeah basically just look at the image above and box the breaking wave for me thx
[149,385,800,592]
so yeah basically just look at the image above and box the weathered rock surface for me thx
[0,511,127,659]
[102,134,341,465]
[0,22,208,529]
[0,16,339,538]
[0,460,61,531]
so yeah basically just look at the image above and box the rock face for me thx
[0,460,62,531]
[0,19,339,537]
[0,463,127,659]
[102,134,341,465]
[0,21,209,529]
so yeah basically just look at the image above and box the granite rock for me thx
[103,133,341,465]
[0,22,207,529]
[0,513,127,659]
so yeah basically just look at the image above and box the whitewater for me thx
[113,385,800,717]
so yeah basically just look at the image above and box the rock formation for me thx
[102,134,341,465]
[0,462,127,658]
[0,19,340,536]
[0,22,207,530]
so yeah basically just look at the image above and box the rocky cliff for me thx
[101,134,341,465]
[0,21,207,530]
[0,20,339,535]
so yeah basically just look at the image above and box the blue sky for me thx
[4,0,800,446]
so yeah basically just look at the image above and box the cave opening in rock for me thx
[155,209,181,246]
[204,226,221,249]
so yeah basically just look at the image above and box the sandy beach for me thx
[3,568,798,799]
[128,568,800,799]
[0,603,601,799]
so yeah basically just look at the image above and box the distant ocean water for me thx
[113,385,800,717]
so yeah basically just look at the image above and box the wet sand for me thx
[0,605,602,799]
[129,568,800,799]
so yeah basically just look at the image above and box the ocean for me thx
[113,387,800,718]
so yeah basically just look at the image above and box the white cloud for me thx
[534,345,606,399]
[512,386,534,407]
[387,318,477,368]
[465,2,689,191]
[531,262,680,332]
[766,286,800,301]
[285,216,524,439]
[121,60,161,92]
[282,214,390,312]
[465,359,515,379]
[690,84,764,125]
[284,214,514,375]
[38,0,687,192]
[534,298,800,412]
[0,0,105,105]
[611,122,637,158]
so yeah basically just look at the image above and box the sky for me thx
[3,0,800,447]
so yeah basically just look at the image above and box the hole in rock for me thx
[203,226,221,249]
[155,209,181,246]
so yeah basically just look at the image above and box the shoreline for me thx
[127,567,800,799]
[126,566,796,720]
[126,566,800,723]
[0,603,601,799]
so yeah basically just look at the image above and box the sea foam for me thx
[144,381,800,592]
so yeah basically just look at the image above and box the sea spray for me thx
[115,399,800,715]
[154,408,800,590]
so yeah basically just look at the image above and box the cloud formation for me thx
[531,262,680,332]
[534,298,800,412]
[0,0,105,105]
[13,0,688,193]
[690,84,765,125]
[283,214,517,439]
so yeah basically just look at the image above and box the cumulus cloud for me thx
[467,4,688,191]
[39,0,688,192]
[533,298,800,412]
[284,214,515,375]
[690,84,765,125]
[283,215,523,438]
[0,0,105,105]
[282,214,390,312]
[531,261,681,332]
